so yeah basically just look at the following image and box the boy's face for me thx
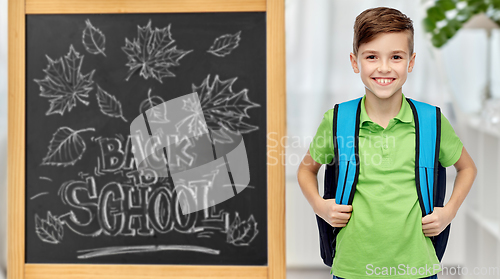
[350,32,416,101]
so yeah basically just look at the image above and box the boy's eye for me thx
[367,55,375,59]
[393,55,402,59]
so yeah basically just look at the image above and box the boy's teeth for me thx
[375,78,392,84]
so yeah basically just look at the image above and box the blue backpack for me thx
[316,97,451,267]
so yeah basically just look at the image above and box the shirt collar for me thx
[359,93,413,127]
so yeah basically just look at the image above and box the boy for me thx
[297,7,477,279]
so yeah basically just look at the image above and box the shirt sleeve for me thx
[439,112,463,167]
[308,109,335,164]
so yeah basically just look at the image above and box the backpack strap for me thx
[334,97,362,205]
[406,98,441,216]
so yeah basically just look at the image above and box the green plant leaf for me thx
[457,7,473,22]
[478,2,489,12]
[466,0,488,12]
[431,31,448,48]
[427,6,447,21]
[442,24,457,39]
[436,0,457,11]
[448,18,463,30]
[466,0,483,5]
[423,17,437,32]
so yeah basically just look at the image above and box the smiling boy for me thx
[297,7,477,279]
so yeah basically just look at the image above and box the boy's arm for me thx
[297,149,324,211]
[297,149,352,227]
[421,146,477,236]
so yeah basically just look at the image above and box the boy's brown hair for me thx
[353,7,414,57]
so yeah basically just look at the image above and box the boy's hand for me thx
[421,206,455,237]
[315,199,353,228]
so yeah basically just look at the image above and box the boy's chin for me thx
[365,89,402,100]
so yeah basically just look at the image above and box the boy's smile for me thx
[350,32,416,101]
[372,78,395,86]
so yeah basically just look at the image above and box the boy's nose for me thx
[377,65,392,72]
[377,61,392,72]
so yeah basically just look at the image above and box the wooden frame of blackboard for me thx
[8,0,286,278]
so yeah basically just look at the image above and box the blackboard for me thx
[25,12,267,265]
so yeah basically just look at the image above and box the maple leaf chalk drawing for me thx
[175,96,209,141]
[177,75,260,144]
[139,88,169,124]
[226,213,258,246]
[96,85,127,122]
[35,211,64,244]
[42,127,95,167]
[121,20,193,83]
[34,45,95,116]
[82,19,106,57]
[207,31,241,57]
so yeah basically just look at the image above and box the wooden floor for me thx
[287,267,462,279]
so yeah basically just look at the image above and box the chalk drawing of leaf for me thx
[175,96,209,141]
[207,31,241,57]
[35,211,64,244]
[42,127,95,167]
[178,75,260,143]
[139,88,169,124]
[82,19,106,57]
[226,213,258,246]
[34,45,95,116]
[121,20,192,83]
[96,85,127,122]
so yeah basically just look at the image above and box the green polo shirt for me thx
[309,94,463,278]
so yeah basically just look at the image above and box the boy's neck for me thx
[364,91,403,129]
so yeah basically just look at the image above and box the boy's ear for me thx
[408,52,416,73]
[350,52,359,73]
